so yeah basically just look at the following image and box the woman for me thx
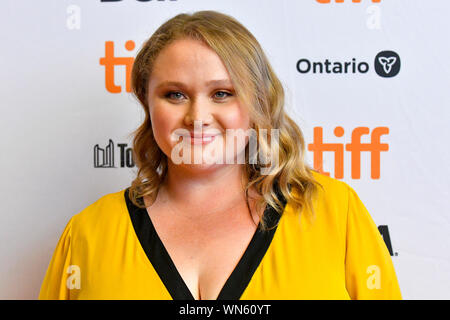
[39,10,401,300]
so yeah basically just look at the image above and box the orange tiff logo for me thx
[99,40,135,93]
[308,126,389,179]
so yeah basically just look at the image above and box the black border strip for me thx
[216,184,287,299]
[125,189,195,300]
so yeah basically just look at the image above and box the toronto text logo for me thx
[93,139,135,168]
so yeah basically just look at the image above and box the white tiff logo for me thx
[170,121,280,175]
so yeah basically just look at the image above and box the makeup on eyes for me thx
[163,90,234,102]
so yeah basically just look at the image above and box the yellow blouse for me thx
[39,171,402,300]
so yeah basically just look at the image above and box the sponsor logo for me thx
[296,58,369,74]
[99,41,135,93]
[93,139,135,168]
[378,225,397,256]
[296,51,401,77]
[374,50,401,77]
[307,126,389,179]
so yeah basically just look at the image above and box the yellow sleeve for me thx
[38,216,74,300]
[344,185,402,300]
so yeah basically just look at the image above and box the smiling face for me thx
[147,38,252,171]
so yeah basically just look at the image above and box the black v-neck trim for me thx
[124,184,288,300]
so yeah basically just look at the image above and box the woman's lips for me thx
[180,133,219,145]
[190,136,216,145]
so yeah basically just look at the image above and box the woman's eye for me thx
[214,91,233,99]
[165,91,185,101]
[164,91,232,102]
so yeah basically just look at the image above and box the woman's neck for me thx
[158,162,250,218]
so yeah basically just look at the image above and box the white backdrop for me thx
[1,0,449,299]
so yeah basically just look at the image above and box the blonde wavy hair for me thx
[129,10,322,230]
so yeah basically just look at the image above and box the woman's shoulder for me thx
[304,170,360,224]
[70,188,129,234]
[310,170,352,199]
[307,170,373,227]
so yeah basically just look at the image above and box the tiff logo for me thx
[99,41,135,93]
[94,139,135,168]
[308,126,389,179]
[316,0,383,30]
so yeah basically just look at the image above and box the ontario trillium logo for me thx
[375,51,401,77]
[378,57,397,74]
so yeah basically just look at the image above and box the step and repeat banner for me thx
[1,0,449,299]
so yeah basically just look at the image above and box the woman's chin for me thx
[167,145,244,173]
[174,162,226,175]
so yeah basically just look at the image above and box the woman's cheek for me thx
[150,105,179,153]
[219,105,251,130]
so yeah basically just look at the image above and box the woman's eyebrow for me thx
[155,79,232,90]
[204,79,233,86]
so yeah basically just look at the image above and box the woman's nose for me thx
[183,97,214,127]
